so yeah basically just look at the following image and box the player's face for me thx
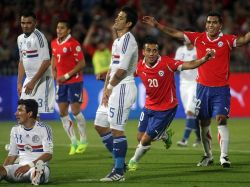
[206,16,222,38]
[113,11,130,31]
[21,16,36,35]
[15,105,30,124]
[143,44,159,65]
[56,22,70,40]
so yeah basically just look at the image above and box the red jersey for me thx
[51,35,84,84]
[136,56,183,111]
[184,31,237,87]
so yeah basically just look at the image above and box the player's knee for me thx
[216,115,227,125]
[186,111,195,116]
[94,125,109,135]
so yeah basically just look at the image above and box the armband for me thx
[64,73,70,80]
[107,84,114,90]
[28,161,34,168]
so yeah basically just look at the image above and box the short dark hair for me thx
[57,19,71,29]
[21,10,37,19]
[18,99,38,119]
[206,11,223,23]
[143,36,158,48]
[121,6,138,29]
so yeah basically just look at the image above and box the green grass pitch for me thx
[0,119,250,187]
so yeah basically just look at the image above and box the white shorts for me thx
[95,82,137,131]
[21,75,55,113]
[4,164,50,183]
[180,81,197,114]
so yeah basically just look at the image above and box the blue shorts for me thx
[56,82,83,103]
[138,106,177,140]
[195,84,231,119]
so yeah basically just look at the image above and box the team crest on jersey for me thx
[218,41,224,47]
[158,70,164,77]
[27,41,31,48]
[32,135,40,143]
[24,144,33,152]
[63,47,68,53]
[76,45,81,52]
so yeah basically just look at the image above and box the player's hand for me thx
[142,16,158,27]
[204,49,215,61]
[14,165,30,178]
[24,80,35,95]
[17,83,23,97]
[57,76,66,84]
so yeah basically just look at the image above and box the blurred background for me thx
[0,0,250,120]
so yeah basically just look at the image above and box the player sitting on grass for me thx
[0,99,53,185]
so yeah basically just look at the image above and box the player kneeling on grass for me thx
[128,37,214,171]
[0,99,53,185]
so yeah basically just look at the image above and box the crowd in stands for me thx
[0,0,249,75]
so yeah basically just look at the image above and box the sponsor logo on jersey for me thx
[218,41,224,47]
[158,70,164,77]
[24,144,33,152]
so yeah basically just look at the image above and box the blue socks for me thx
[113,136,127,175]
[101,132,113,154]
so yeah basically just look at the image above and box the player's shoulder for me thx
[221,33,237,40]
[36,121,52,130]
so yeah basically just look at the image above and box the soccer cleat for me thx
[31,160,45,185]
[76,143,88,154]
[192,140,201,147]
[220,156,231,168]
[177,140,188,147]
[69,144,77,155]
[100,171,125,182]
[128,159,138,171]
[197,156,214,166]
[162,129,174,149]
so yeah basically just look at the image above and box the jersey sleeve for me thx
[119,34,137,71]
[184,31,201,45]
[37,33,50,61]
[71,40,84,62]
[166,56,183,72]
[17,36,22,62]
[8,127,19,156]
[226,34,238,48]
[41,125,53,154]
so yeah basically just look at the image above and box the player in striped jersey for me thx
[94,7,138,182]
[0,99,53,185]
[17,11,55,115]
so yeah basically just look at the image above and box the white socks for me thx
[201,126,213,158]
[73,112,87,144]
[218,125,229,158]
[60,115,77,146]
[130,142,151,162]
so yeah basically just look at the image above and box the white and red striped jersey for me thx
[110,32,138,84]
[8,121,53,165]
[17,28,52,79]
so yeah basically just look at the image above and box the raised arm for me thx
[181,50,215,70]
[142,16,184,40]
[236,32,250,47]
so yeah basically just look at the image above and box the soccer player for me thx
[128,37,214,171]
[94,7,138,182]
[17,11,55,115]
[0,99,53,185]
[175,40,201,147]
[143,11,250,167]
[51,20,88,155]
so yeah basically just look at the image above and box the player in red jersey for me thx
[51,20,88,155]
[143,11,250,167]
[128,37,214,171]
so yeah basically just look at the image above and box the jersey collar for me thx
[206,32,223,42]
[57,34,71,45]
[143,56,161,68]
